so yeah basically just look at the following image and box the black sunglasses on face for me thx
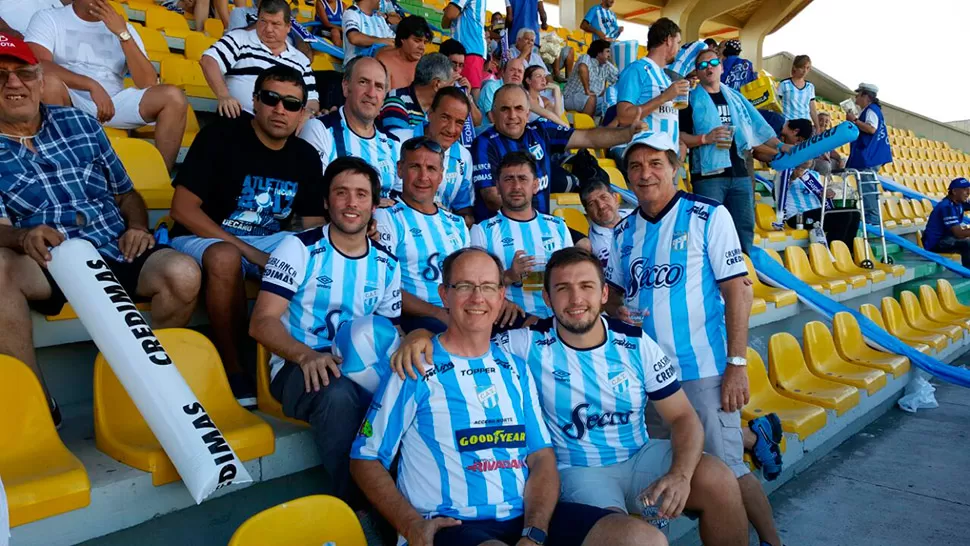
[695,58,722,70]
[402,136,444,153]
[256,89,304,112]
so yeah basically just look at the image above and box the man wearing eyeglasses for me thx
[678,48,783,255]
[351,247,658,546]
[169,66,328,407]
[471,152,571,322]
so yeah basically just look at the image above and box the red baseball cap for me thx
[0,32,39,65]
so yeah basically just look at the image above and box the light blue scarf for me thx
[689,84,776,176]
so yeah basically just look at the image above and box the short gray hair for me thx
[342,56,390,91]
[414,53,453,87]
[516,28,536,41]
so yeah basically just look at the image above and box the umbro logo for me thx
[410,227,423,236]
[502,237,516,247]
[553,369,571,382]
[316,275,333,288]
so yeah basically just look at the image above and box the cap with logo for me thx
[0,32,39,65]
[949,177,970,190]
[623,131,678,159]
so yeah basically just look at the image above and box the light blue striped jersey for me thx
[450,0,487,57]
[342,4,394,63]
[615,58,678,151]
[777,78,815,121]
[351,336,552,520]
[375,201,470,306]
[583,5,620,40]
[469,211,572,318]
[606,192,748,381]
[588,221,614,269]
[332,315,401,394]
[781,169,823,220]
[260,225,401,380]
[298,107,402,199]
[668,41,708,78]
[496,317,680,468]
[399,124,476,212]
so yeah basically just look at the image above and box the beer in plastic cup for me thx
[672,80,693,110]
[625,303,645,326]
[716,124,735,149]
[522,256,547,292]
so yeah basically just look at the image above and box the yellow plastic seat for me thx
[852,238,905,277]
[802,322,887,395]
[550,193,581,206]
[832,312,910,377]
[553,207,589,236]
[753,204,786,242]
[256,344,308,427]
[203,17,225,37]
[572,112,595,130]
[916,230,962,263]
[0,356,90,526]
[603,166,628,190]
[134,103,200,149]
[898,291,963,341]
[110,137,174,209]
[161,57,217,99]
[829,240,887,282]
[750,296,767,315]
[184,32,217,61]
[878,298,948,352]
[136,26,180,66]
[898,199,925,225]
[859,303,932,354]
[229,495,366,546]
[919,284,970,331]
[145,5,192,40]
[311,53,337,71]
[767,333,859,416]
[883,200,910,226]
[94,329,275,485]
[743,254,797,307]
[597,158,617,168]
[742,348,826,440]
[938,279,970,316]
[103,126,129,139]
[784,246,847,294]
[807,243,867,288]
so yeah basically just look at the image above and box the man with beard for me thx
[249,157,401,503]
[391,247,749,546]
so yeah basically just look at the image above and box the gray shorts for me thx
[560,440,674,513]
[646,375,749,478]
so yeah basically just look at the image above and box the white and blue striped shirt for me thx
[668,41,709,78]
[342,4,394,64]
[496,317,680,469]
[400,125,475,212]
[777,78,815,121]
[260,225,401,380]
[606,192,748,381]
[351,337,552,520]
[299,107,402,199]
[782,170,823,220]
[470,211,572,318]
[450,0,487,57]
[615,58,678,151]
[375,201,470,306]
[583,5,620,40]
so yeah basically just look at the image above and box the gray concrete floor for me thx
[767,381,970,546]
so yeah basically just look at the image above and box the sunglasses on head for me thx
[695,58,722,70]
[402,136,444,153]
[255,89,304,112]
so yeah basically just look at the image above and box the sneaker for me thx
[50,397,63,430]
[749,414,783,480]
[228,373,258,410]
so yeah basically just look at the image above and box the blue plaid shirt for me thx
[0,105,133,262]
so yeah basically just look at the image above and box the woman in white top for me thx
[523,64,568,127]
[778,54,819,127]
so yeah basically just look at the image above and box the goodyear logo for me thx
[455,425,527,452]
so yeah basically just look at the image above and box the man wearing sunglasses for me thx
[170,65,328,407]
[678,48,783,255]
[300,56,401,203]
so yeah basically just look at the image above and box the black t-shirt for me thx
[171,115,326,238]
[679,91,749,182]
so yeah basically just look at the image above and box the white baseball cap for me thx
[623,131,677,160]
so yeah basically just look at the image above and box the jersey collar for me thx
[554,316,609,352]
[637,190,684,224]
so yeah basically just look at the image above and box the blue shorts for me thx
[431,502,613,546]
[170,232,291,279]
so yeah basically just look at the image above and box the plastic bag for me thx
[897,369,939,413]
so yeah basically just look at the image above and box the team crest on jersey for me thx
[448,235,463,249]
[316,275,334,288]
[671,231,689,252]
[542,236,558,253]
[609,371,631,394]
[363,285,380,306]
[477,385,500,409]
[528,143,544,161]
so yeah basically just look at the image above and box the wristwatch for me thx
[118,30,132,42]
[521,526,547,545]
[727,356,748,367]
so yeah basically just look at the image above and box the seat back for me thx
[204,17,225,37]
[763,247,784,265]
[937,278,964,311]
[110,138,170,193]
[0,356,62,461]
[603,166,628,190]
[919,284,949,320]
[883,199,905,221]
[916,229,925,248]
[145,5,191,33]
[860,303,887,329]
[784,246,818,280]
[754,203,778,232]
[899,290,927,326]
[833,311,867,360]
[184,33,217,61]
[808,242,840,277]
[802,320,840,367]
[255,344,307,426]
[880,297,909,334]
[572,113,595,129]
[745,347,774,397]
[898,199,918,220]
[229,495,367,546]
[831,240,859,272]
[135,26,171,57]
[767,332,811,387]
[553,207,589,235]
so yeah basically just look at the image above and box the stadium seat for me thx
[915,230,962,263]
[832,312,911,377]
[145,5,192,43]
[750,296,767,315]
[603,166,628,190]
[229,495,366,546]
[0,356,90,526]
[767,333,859,416]
[204,17,225,37]
[898,199,925,225]
[571,112,595,130]
[256,344,308,427]
[136,26,181,69]
[859,303,932,354]
[802,322,887,395]
[882,200,910,226]
[742,348,827,440]
[807,243,867,288]
[898,291,964,341]
[161,57,217,100]
[134,102,200,151]
[110,137,174,209]
[829,240,887,282]
[783,246,847,293]
[597,158,617,168]
[743,254,797,307]
[103,126,129,139]
[550,193,582,207]
[184,32,217,61]
[94,329,275,485]
[552,207,589,235]
[878,298,948,352]
[919,284,970,331]
[311,53,337,71]
[753,205,786,242]
[852,238,905,277]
